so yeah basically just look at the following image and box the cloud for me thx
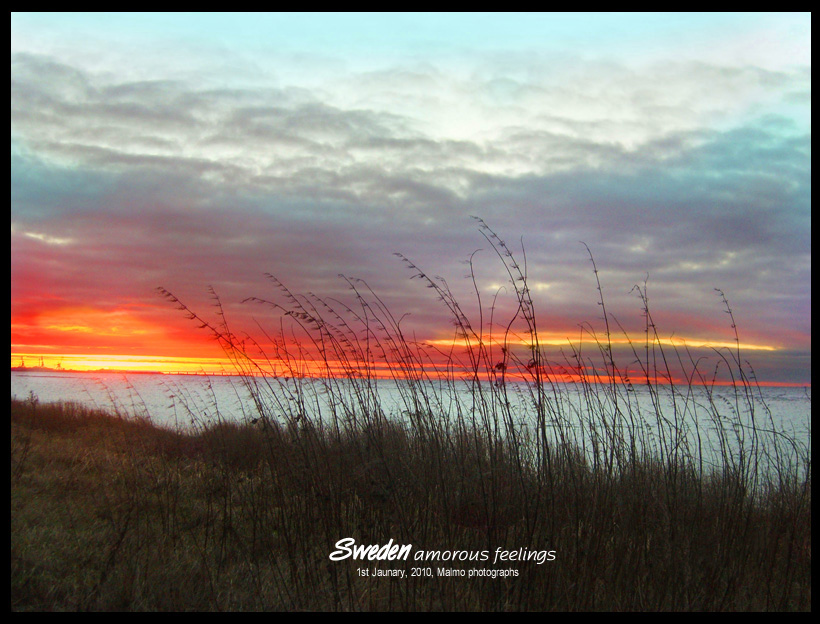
[10,38,811,382]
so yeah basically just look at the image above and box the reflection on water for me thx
[11,370,811,474]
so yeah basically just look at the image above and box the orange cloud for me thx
[11,303,226,366]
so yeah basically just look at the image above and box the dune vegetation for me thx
[11,221,811,611]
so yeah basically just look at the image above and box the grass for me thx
[10,220,811,610]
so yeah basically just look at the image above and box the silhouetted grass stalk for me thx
[11,220,810,610]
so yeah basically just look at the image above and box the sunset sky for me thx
[10,13,811,384]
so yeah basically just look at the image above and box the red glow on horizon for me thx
[9,350,809,388]
[10,303,807,387]
[11,302,226,360]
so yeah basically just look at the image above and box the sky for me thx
[10,13,811,384]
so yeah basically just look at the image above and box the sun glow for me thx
[426,333,777,352]
[10,353,236,374]
[31,306,160,338]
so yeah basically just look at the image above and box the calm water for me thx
[11,370,811,469]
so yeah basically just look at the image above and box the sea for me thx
[11,370,811,473]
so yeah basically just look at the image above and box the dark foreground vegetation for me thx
[11,222,811,610]
[9,392,811,611]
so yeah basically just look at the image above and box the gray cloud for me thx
[10,51,811,382]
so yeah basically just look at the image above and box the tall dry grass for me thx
[11,220,811,610]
